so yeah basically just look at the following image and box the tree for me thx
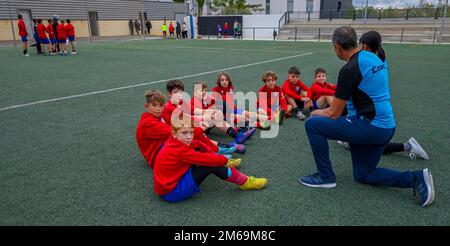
[211,0,262,15]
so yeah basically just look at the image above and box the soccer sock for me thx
[218,146,236,154]
[23,49,27,55]
[404,142,412,152]
[225,167,248,185]
[226,127,238,138]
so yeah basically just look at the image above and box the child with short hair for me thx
[46,19,57,53]
[65,19,77,55]
[17,14,29,56]
[56,19,67,55]
[257,71,288,125]
[191,81,256,144]
[282,66,312,121]
[36,19,53,55]
[153,116,268,203]
[161,80,246,154]
[310,68,335,109]
[212,71,270,130]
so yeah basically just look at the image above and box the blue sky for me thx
[353,0,443,8]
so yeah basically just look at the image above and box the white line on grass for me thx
[0,52,314,112]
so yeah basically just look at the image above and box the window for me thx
[287,0,294,13]
[266,0,270,14]
[306,0,314,12]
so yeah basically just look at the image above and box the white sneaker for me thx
[408,137,429,160]
[71,51,77,55]
[23,53,30,57]
[337,141,350,150]
[296,111,306,121]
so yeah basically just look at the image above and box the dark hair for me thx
[216,71,233,87]
[288,66,301,75]
[262,71,278,83]
[66,19,71,23]
[360,31,386,62]
[18,14,23,19]
[314,68,327,77]
[37,19,42,24]
[332,26,357,51]
[145,90,165,104]
[166,80,184,93]
[60,19,65,24]
[48,19,53,23]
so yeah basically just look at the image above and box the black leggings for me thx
[191,166,229,186]
[383,142,405,155]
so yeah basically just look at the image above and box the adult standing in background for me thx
[129,19,134,35]
[176,22,181,39]
[182,22,188,39]
[233,20,238,39]
[298,26,435,207]
[134,19,140,35]
[145,20,152,35]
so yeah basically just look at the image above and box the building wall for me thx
[270,0,288,14]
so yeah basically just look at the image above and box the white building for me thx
[247,0,321,14]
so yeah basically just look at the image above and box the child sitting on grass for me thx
[153,115,268,203]
[257,71,288,125]
[310,68,336,110]
[282,66,312,121]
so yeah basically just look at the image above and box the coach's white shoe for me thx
[408,137,429,160]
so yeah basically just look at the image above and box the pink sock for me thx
[225,167,248,185]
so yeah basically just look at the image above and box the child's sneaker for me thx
[408,137,429,160]
[23,53,30,57]
[275,109,285,125]
[71,51,77,55]
[235,128,256,144]
[239,176,268,190]
[218,146,237,155]
[413,168,435,207]
[296,111,306,121]
[258,120,271,130]
[230,143,246,154]
[226,158,241,168]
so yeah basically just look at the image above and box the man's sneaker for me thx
[296,111,306,121]
[235,128,256,144]
[226,158,241,168]
[230,143,246,154]
[337,141,351,150]
[408,137,429,160]
[413,168,435,207]
[298,173,336,188]
[275,109,286,125]
[239,176,268,190]
[23,53,30,57]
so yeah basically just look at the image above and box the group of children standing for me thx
[18,14,77,57]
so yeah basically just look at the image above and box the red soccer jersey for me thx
[282,79,311,101]
[65,23,75,37]
[36,23,47,39]
[190,96,216,115]
[153,136,227,195]
[161,100,191,126]
[212,85,235,110]
[257,84,287,116]
[224,23,229,30]
[169,24,174,32]
[57,24,67,40]
[18,19,28,36]
[310,81,336,101]
[46,24,55,38]
[136,112,172,168]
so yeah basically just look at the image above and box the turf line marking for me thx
[0,52,314,112]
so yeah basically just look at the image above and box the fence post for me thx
[378,10,381,20]
[318,27,320,43]
[308,11,311,21]
[405,9,409,20]
[6,0,17,47]
[433,27,437,43]
[329,10,332,21]
[253,28,255,40]
[353,9,356,21]
[400,27,404,43]
[435,7,440,20]
[295,27,297,41]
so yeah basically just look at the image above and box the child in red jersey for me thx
[282,66,312,121]
[46,19,57,53]
[65,19,77,55]
[309,68,335,109]
[212,71,270,130]
[36,19,53,55]
[17,14,29,56]
[161,80,246,154]
[191,81,256,144]
[56,19,67,55]
[257,71,288,125]
[153,115,267,203]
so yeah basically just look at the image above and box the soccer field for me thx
[0,39,449,225]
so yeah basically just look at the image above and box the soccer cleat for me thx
[296,111,306,121]
[234,128,256,144]
[275,109,286,125]
[239,176,268,190]
[408,137,429,160]
[298,173,336,188]
[226,158,241,168]
[413,168,435,207]
[337,140,351,150]
[230,143,246,154]
[23,53,30,57]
